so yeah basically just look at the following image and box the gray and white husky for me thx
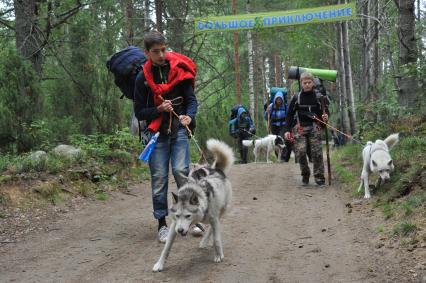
[358,133,399,199]
[152,139,234,272]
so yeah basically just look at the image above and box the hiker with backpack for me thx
[228,105,255,164]
[284,72,329,186]
[133,31,200,243]
[264,90,293,162]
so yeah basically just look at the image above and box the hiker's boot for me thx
[302,175,309,186]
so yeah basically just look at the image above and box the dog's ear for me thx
[172,192,178,203]
[189,193,199,205]
[388,160,393,166]
[372,160,377,168]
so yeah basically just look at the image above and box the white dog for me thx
[242,134,285,163]
[358,133,399,199]
[153,139,234,272]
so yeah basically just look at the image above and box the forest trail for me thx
[0,161,423,283]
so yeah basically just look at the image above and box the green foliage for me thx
[382,203,395,220]
[35,182,62,204]
[334,164,355,184]
[331,144,362,192]
[74,181,94,197]
[0,45,42,153]
[334,116,425,236]
[0,154,17,173]
[70,129,141,162]
[95,188,109,201]
[0,193,7,205]
[376,225,384,233]
[402,193,426,217]
[393,222,417,237]
[26,120,54,150]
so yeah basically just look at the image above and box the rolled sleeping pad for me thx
[288,66,337,82]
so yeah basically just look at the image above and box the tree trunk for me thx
[166,0,186,53]
[267,55,276,88]
[232,0,241,104]
[261,57,268,109]
[360,0,370,102]
[14,0,43,76]
[155,0,163,33]
[253,32,263,128]
[121,0,134,45]
[284,56,291,92]
[342,21,356,134]
[246,1,255,118]
[395,0,418,108]
[370,0,381,121]
[336,22,351,136]
[247,30,255,121]
[143,0,151,32]
[274,54,279,87]
[369,0,379,99]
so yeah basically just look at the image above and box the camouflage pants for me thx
[294,125,325,183]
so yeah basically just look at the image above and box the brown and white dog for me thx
[242,134,285,163]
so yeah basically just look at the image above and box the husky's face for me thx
[371,159,394,180]
[170,190,203,236]
[274,136,285,147]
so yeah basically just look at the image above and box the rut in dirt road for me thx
[0,162,418,282]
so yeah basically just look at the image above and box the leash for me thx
[311,116,365,146]
[158,96,207,163]
[242,129,264,140]
[190,134,207,164]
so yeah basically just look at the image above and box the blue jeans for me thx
[149,128,189,219]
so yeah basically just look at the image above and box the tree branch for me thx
[0,8,14,17]
[51,1,84,29]
[0,18,14,30]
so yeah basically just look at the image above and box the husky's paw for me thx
[214,254,224,263]
[152,261,164,272]
[364,193,371,199]
[199,241,209,249]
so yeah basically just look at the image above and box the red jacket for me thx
[143,52,196,132]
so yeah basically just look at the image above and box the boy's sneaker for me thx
[158,226,169,243]
[302,176,309,185]
[316,180,326,187]
[191,224,205,237]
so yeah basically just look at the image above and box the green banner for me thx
[195,3,356,33]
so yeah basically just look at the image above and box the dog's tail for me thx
[242,140,254,147]
[206,139,235,174]
[384,133,399,150]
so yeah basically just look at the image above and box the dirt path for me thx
[1,161,424,282]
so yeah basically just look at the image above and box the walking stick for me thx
[267,106,271,134]
[321,96,331,185]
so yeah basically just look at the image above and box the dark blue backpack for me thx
[269,87,288,104]
[106,46,147,99]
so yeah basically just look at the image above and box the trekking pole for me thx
[321,97,332,186]
[267,106,272,134]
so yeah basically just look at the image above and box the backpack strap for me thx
[293,90,323,132]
